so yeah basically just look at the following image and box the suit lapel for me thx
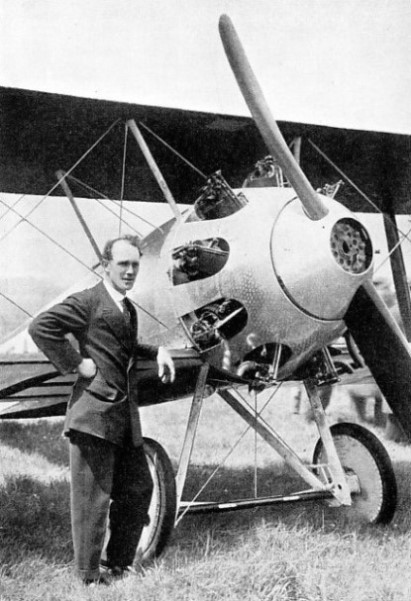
[97,282,131,351]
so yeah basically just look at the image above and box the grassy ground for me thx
[1,385,411,600]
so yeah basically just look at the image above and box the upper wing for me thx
[1,86,410,213]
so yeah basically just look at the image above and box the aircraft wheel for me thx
[135,437,177,564]
[313,422,397,524]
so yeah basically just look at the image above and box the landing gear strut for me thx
[132,364,397,563]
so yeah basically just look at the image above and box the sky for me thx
[1,0,411,342]
[1,0,411,134]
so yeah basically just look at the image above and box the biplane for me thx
[0,15,411,563]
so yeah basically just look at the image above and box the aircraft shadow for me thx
[1,421,411,565]
[173,459,411,551]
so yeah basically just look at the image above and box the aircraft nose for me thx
[271,201,373,320]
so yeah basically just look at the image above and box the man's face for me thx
[104,240,141,293]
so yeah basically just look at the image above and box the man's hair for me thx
[102,235,143,263]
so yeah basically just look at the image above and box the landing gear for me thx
[313,422,397,524]
[134,371,397,565]
[136,437,177,564]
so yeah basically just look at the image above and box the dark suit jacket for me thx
[29,281,158,446]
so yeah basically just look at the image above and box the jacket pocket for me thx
[87,371,120,402]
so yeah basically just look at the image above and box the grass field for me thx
[1,385,411,600]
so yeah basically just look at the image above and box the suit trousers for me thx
[69,431,153,581]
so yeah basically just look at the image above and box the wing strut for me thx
[127,120,182,224]
[56,170,102,262]
[382,213,411,341]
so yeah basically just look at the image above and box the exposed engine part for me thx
[170,237,229,285]
[238,342,292,384]
[243,155,290,188]
[194,171,248,220]
[330,217,372,274]
[190,311,221,349]
[188,298,247,350]
[293,346,340,386]
[316,180,344,198]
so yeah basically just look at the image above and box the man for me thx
[29,235,175,585]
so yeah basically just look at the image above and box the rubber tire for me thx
[135,437,177,564]
[313,422,397,524]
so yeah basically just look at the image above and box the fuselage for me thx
[132,185,373,382]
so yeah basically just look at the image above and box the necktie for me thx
[122,297,132,330]
[122,297,136,344]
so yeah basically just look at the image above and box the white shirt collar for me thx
[103,279,126,311]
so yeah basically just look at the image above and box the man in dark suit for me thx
[29,235,175,585]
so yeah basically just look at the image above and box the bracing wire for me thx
[0,194,169,329]
[66,174,162,233]
[176,419,252,526]
[308,138,411,272]
[88,198,142,237]
[66,175,110,199]
[0,197,100,275]
[128,297,169,331]
[0,119,121,246]
[0,194,26,224]
[0,143,123,323]
[65,177,144,237]
[176,383,283,525]
[119,122,128,235]
[308,138,411,242]
[308,139,383,214]
[0,290,33,318]
[0,118,169,331]
[374,223,411,276]
[139,121,208,180]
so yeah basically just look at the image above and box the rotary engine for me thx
[143,173,374,386]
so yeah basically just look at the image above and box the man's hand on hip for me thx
[157,346,176,383]
[77,358,97,379]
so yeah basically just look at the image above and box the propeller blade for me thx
[344,279,411,440]
[218,14,328,221]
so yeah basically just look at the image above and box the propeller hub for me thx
[330,218,373,274]
[271,199,374,320]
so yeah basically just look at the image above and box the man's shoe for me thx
[100,562,141,580]
[121,565,143,576]
[111,565,135,579]
[83,571,113,587]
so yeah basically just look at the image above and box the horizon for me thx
[0,193,410,351]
